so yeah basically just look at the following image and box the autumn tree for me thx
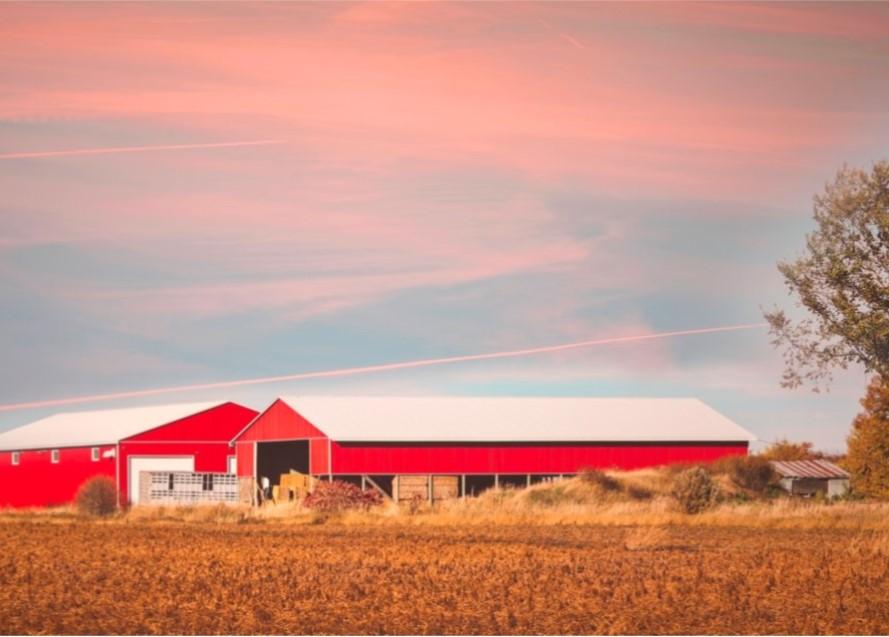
[759,438,817,461]
[764,160,889,390]
[846,375,889,498]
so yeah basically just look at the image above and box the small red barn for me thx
[232,396,755,497]
[0,401,257,508]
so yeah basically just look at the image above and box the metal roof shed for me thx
[770,459,851,498]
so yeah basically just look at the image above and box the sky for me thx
[1,2,888,451]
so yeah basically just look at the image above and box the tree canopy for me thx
[764,160,889,390]
[846,375,889,499]
[759,439,817,461]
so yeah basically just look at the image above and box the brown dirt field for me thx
[1,519,888,635]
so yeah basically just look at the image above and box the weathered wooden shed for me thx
[770,459,850,498]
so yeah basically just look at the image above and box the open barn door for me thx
[256,440,309,488]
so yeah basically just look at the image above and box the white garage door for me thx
[128,456,194,505]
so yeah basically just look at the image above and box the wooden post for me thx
[393,476,400,503]
[461,475,466,499]
[428,475,433,505]
[364,475,390,500]
[494,474,499,490]
[252,443,259,507]
[361,475,366,491]
[526,474,531,488]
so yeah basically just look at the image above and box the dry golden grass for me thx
[1,516,889,634]
[363,473,889,531]
[4,472,887,534]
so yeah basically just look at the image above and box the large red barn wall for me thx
[236,439,331,478]
[235,400,330,478]
[233,401,747,476]
[118,403,257,506]
[125,403,258,442]
[236,399,326,442]
[0,446,115,508]
[329,441,748,474]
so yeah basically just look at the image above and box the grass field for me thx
[1,513,889,635]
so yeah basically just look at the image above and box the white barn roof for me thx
[0,401,223,451]
[280,396,756,443]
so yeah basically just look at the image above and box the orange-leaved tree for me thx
[846,376,889,498]
[759,439,817,461]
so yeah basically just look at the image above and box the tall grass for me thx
[7,468,887,530]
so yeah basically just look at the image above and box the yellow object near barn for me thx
[278,470,315,502]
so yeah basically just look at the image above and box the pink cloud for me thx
[1,1,886,340]
[0,140,284,160]
[2,1,884,202]
[640,2,889,40]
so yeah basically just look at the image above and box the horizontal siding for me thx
[330,441,747,474]
[0,446,115,508]
[124,403,257,442]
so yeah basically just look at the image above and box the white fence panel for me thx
[145,471,239,504]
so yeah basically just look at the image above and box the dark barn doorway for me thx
[257,440,309,486]
[465,475,496,496]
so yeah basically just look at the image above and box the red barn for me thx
[0,401,257,508]
[232,396,755,496]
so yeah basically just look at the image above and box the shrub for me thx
[579,468,621,492]
[75,476,118,517]
[625,485,653,501]
[725,455,778,493]
[672,467,720,514]
[760,438,817,461]
[302,480,382,512]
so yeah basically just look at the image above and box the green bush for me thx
[672,467,720,514]
[75,476,118,517]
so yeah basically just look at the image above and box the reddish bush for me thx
[75,476,118,517]
[302,480,382,512]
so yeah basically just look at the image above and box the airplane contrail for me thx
[0,140,285,161]
[0,323,767,413]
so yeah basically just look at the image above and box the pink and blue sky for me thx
[1,2,888,450]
